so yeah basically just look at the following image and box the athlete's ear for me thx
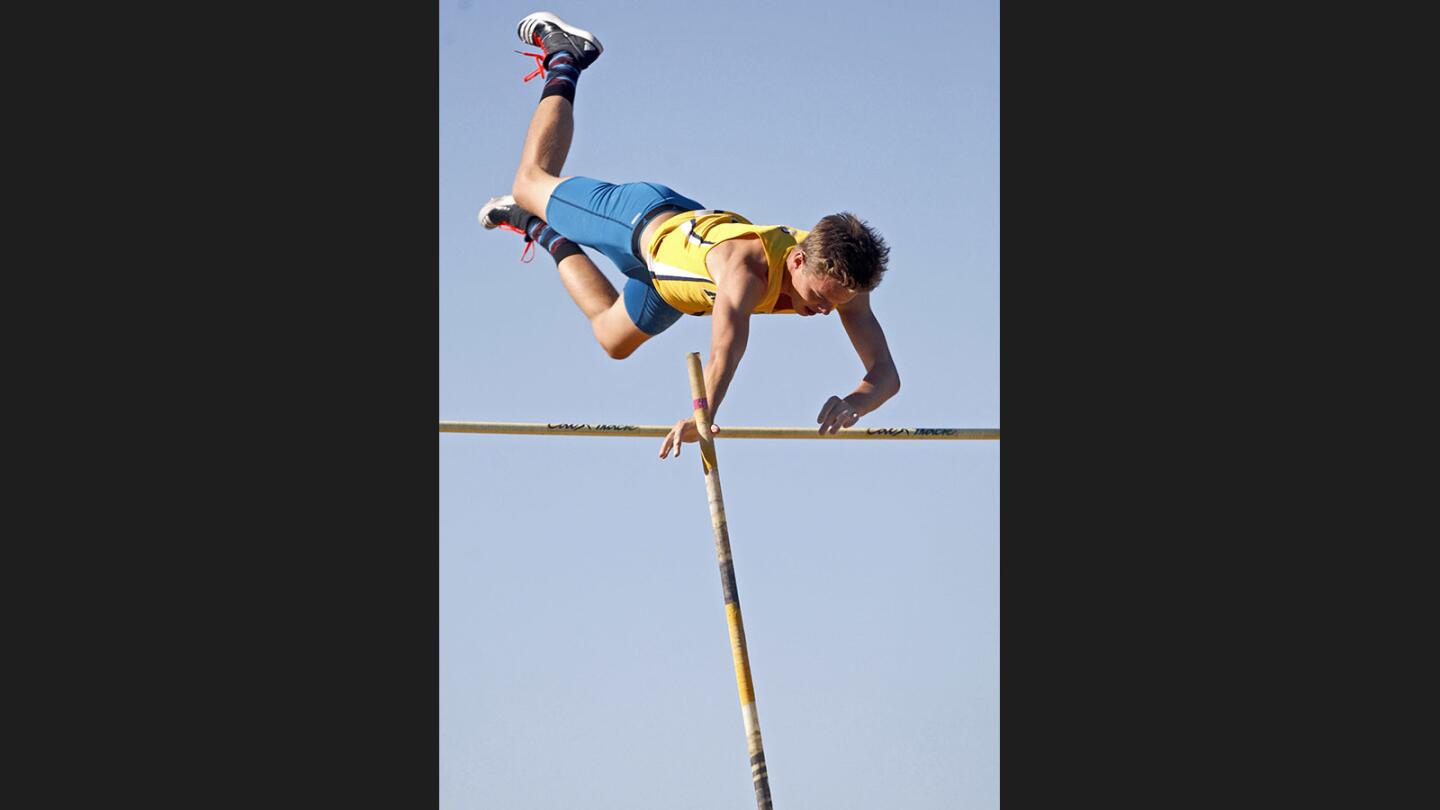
[789,249,806,271]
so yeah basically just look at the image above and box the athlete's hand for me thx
[659,417,721,459]
[817,396,861,435]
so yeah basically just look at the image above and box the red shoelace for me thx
[495,222,537,263]
[514,48,546,82]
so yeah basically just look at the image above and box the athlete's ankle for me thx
[543,49,576,70]
[525,217,582,264]
[540,51,581,104]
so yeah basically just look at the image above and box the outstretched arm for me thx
[659,243,769,459]
[817,292,901,434]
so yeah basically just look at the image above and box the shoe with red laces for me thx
[478,195,539,263]
[514,11,603,82]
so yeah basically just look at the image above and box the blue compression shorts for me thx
[545,177,704,336]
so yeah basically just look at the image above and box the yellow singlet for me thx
[642,209,809,316]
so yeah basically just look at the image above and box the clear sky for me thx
[440,1,998,807]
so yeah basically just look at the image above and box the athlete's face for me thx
[790,256,857,317]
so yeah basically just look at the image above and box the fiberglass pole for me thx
[687,352,773,810]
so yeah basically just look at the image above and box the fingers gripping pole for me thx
[686,352,773,810]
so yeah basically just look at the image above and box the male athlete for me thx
[479,11,899,459]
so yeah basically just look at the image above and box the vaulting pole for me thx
[686,352,773,810]
[439,421,998,440]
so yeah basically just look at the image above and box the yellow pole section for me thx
[439,421,998,440]
[687,352,773,810]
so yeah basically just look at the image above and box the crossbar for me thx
[439,420,999,440]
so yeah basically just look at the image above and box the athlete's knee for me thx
[598,335,638,360]
[511,177,539,215]
[516,173,567,223]
[594,324,646,360]
[516,164,560,189]
[512,168,550,213]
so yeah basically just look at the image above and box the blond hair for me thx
[796,212,889,291]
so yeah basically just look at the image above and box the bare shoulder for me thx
[707,234,768,287]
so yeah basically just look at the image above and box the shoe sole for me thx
[515,11,603,56]
[478,195,517,229]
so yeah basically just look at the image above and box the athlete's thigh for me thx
[593,277,684,357]
[620,276,685,338]
[593,298,651,359]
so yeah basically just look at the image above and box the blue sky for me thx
[441,1,997,807]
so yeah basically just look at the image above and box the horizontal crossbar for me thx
[439,421,999,440]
